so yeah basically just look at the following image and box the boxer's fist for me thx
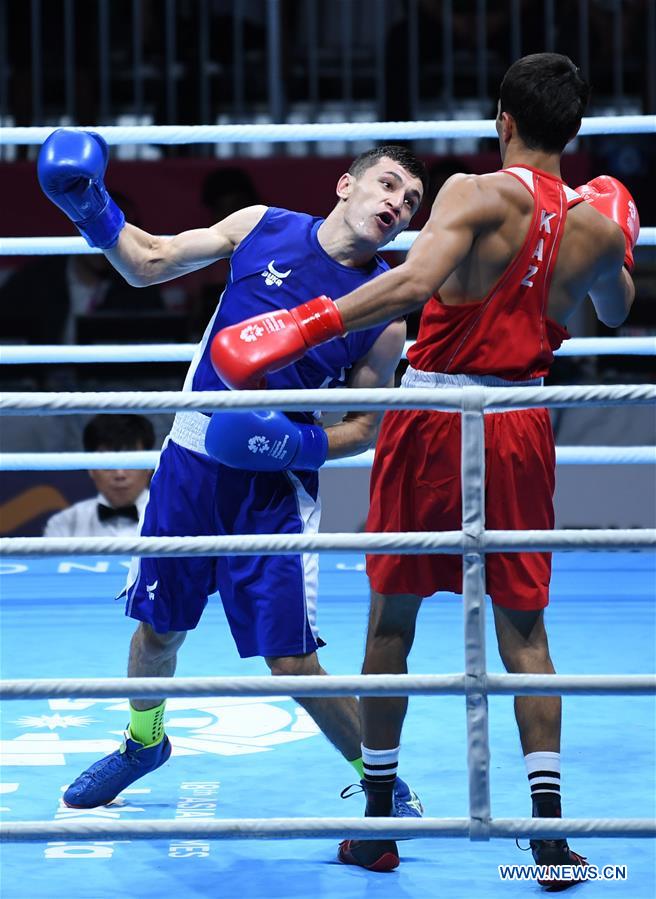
[576,175,640,271]
[205,409,328,471]
[37,129,125,249]
[210,296,345,390]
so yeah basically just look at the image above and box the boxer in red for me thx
[211,53,638,884]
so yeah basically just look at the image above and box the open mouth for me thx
[375,211,396,229]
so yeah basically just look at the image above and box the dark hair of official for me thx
[499,53,590,154]
[83,414,156,452]
[348,145,428,196]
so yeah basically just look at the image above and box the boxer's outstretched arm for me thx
[37,130,267,288]
[335,175,487,332]
[105,205,268,287]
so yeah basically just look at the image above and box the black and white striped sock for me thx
[361,745,400,785]
[361,745,399,817]
[525,750,562,818]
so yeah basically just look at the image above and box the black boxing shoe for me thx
[530,839,589,892]
[337,777,400,872]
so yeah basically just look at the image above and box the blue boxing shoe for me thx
[392,776,424,818]
[341,775,423,820]
[63,733,171,808]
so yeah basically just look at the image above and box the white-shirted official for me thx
[44,489,150,537]
[43,414,155,537]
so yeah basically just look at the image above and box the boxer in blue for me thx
[38,129,426,824]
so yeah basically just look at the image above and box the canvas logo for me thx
[261,260,291,287]
[1,697,320,766]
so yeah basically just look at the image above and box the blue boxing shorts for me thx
[122,412,323,658]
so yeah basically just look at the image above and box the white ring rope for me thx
[1,445,654,471]
[1,228,655,256]
[1,336,654,365]
[1,673,654,701]
[2,668,653,843]
[2,816,653,843]
[1,116,654,146]
[0,383,654,416]
[2,529,654,557]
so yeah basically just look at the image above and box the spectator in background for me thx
[192,167,263,335]
[0,193,165,345]
[44,415,155,537]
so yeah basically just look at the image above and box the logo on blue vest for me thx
[261,260,292,287]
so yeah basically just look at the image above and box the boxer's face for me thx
[338,158,423,248]
[88,443,151,508]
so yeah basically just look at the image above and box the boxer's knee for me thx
[493,605,553,673]
[265,651,322,677]
[366,592,423,656]
[132,621,186,664]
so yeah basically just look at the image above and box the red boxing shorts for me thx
[366,406,556,609]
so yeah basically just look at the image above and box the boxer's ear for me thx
[336,173,354,201]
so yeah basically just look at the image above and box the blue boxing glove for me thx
[205,410,328,471]
[37,129,125,249]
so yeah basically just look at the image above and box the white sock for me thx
[361,744,400,785]
[525,750,561,813]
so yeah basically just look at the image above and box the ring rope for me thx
[1,383,654,416]
[2,816,653,844]
[2,529,654,558]
[1,228,655,256]
[2,666,653,844]
[2,445,654,471]
[1,336,655,365]
[1,115,654,146]
[1,673,654,702]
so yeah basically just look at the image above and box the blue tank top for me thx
[184,208,389,409]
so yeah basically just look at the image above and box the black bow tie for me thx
[97,503,140,523]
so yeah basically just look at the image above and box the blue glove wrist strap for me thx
[293,424,329,470]
[78,196,125,249]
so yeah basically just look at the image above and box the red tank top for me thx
[407,166,584,380]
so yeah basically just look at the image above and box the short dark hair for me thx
[499,53,590,153]
[348,145,428,196]
[83,414,155,452]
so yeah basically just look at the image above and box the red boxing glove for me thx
[210,295,345,389]
[575,175,640,271]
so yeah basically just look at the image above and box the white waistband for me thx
[401,366,543,413]
[401,367,543,389]
[169,411,210,455]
